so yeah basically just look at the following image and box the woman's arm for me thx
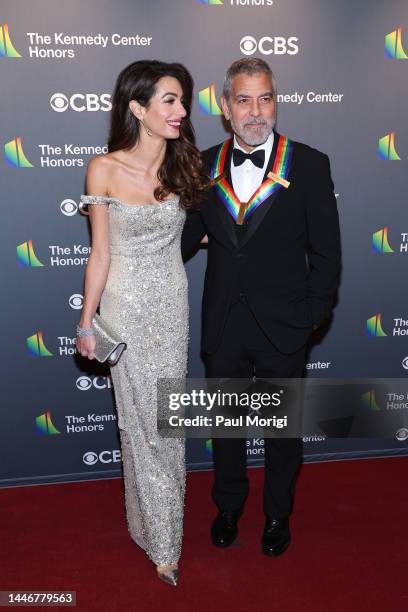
[77,157,111,359]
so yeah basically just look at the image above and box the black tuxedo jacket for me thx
[181,131,341,355]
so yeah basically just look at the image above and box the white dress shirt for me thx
[230,132,274,203]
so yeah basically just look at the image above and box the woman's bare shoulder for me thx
[86,153,122,191]
[87,152,119,174]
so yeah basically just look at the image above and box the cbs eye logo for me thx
[69,294,83,310]
[60,199,78,216]
[240,36,258,55]
[402,357,408,370]
[83,451,98,465]
[396,428,408,441]
[76,376,92,391]
[60,199,87,216]
[50,93,69,112]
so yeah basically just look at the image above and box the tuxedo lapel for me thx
[212,143,239,249]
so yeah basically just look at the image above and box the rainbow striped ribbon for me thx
[211,135,293,224]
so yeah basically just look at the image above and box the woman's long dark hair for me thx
[108,60,208,208]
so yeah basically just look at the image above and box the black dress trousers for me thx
[204,298,305,519]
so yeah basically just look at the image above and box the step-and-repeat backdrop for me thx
[2,0,408,487]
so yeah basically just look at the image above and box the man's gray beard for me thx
[231,117,275,147]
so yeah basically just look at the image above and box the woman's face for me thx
[136,76,187,140]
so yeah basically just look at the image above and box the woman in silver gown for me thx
[76,61,207,586]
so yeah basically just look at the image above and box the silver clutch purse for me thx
[92,313,127,366]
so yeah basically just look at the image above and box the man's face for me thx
[221,72,276,151]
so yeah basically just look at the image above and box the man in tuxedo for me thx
[182,58,341,556]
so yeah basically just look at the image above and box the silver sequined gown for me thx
[80,195,188,566]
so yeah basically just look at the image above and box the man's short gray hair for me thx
[222,58,277,101]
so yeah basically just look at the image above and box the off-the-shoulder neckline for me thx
[81,195,179,207]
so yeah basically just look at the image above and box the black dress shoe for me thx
[211,509,242,548]
[262,517,290,556]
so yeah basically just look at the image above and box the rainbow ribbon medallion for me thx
[211,135,293,224]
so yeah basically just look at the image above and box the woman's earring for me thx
[140,119,153,137]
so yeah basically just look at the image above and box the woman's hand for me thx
[76,334,96,360]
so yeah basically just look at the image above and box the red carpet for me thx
[1,457,407,611]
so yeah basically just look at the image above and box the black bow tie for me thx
[232,148,265,169]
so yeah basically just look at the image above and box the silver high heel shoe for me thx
[156,568,179,587]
